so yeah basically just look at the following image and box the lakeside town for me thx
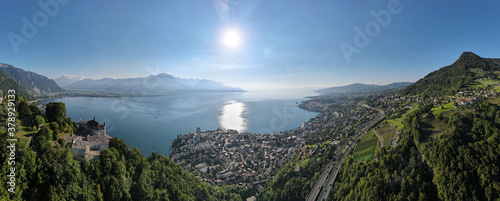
[169,98,379,188]
[168,86,500,191]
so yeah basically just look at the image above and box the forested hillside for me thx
[0,100,242,201]
[400,52,500,97]
[0,69,33,100]
[0,62,64,94]
[329,101,500,200]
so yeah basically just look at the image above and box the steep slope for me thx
[0,69,34,100]
[0,121,244,200]
[0,62,64,94]
[330,100,500,201]
[491,58,500,65]
[400,52,500,96]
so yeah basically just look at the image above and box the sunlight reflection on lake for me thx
[219,100,247,132]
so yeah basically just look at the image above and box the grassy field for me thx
[420,116,448,142]
[386,107,417,132]
[470,79,500,91]
[376,107,418,147]
[353,130,378,161]
[422,103,457,141]
[445,107,473,118]
[386,118,400,127]
[431,103,455,116]
[473,79,500,88]
[374,122,396,146]
[487,97,500,106]
[15,118,37,138]
[386,117,405,131]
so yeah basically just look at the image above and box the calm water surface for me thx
[43,90,318,155]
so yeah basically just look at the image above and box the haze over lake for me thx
[43,90,318,155]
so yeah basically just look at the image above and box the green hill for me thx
[0,134,243,200]
[330,101,500,201]
[0,100,244,200]
[400,52,500,97]
[0,69,33,100]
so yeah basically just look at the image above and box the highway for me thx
[305,126,360,201]
[306,104,384,201]
[306,161,335,201]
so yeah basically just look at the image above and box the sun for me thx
[221,28,242,49]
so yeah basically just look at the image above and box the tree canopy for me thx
[45,102,67,123]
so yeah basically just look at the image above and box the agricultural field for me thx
[374,122,396,146]
[353,129,378,161]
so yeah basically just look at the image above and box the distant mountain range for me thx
[317,82,413,96]
[52,75,85,88]
[0,61,244,100]
[0,62,64,94]
[54,73,245,95]
[400,52,500,96]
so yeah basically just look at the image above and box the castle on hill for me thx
[71,117,109,161]
[80,116,106,136]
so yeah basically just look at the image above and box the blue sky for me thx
[1,0,500,91]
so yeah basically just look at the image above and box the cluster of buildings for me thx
[171,127,312,185]
[171,98,378,186]
[454,90,498,105]
[374,89,498,109]
[70,117,111,161]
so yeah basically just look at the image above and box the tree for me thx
[37,126,53,142]
[45,102,66,123]
[34,115,45,129]
[50,122,60,135]
[436,112,443,121]
[18,101,31,118]
[30,104,42,116]
[57,138,66,146]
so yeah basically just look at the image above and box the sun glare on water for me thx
[219,100,247,132]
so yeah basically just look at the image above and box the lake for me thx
[42,90,318,156]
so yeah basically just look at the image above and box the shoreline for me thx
[41,93,318,156]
